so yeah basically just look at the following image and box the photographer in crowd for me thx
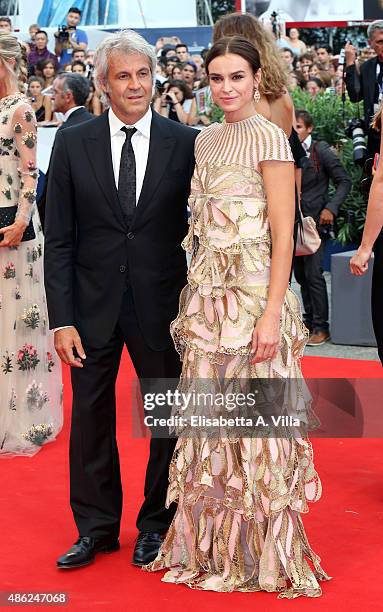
[344,20,383,157]
[54,6,88,68]
[294,110,351,346]
[154,79,196,125]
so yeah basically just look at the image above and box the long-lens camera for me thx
[57,25,70,43]
[345,118,367,165]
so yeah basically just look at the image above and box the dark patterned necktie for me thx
[118,126,137,227]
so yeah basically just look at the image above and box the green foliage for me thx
[292,89,367,245]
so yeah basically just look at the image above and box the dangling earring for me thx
[253,87,261,103]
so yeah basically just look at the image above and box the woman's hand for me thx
[251,311,281,364]
[0,221,27,248]
[167,91,179,105]
[350,246,372,276]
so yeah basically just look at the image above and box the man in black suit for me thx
[344,20,383,158]
[37,73,93,229]
[294,110,351,346]
[44,30,197,569]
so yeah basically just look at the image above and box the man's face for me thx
[104,52,153,121]
[52,78,71,113]
[73,50,86,62]
[316,48,330,65]
[369,30,383,61]
[35,33,48,51]
[29,26,39,40]
[176,46,189,62]
[0,20,11,32]
[295,118,313,142]
[86,51,95,65]
[66,12,81,27]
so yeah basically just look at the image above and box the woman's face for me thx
[289,28,299,40]
[29,80,42,97]
[72,64,85,74]
[208,53,259,117]
[306,80,321,97]
[309,64,320,77]
[168,86,183,103]
[182,64,196,84]
[301,64,311,80]
[172,66,182,79]
[43,63,55,78]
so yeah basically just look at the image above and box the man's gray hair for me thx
[93,29,157,103]
[57,72,90,106]
[367,20,383,39]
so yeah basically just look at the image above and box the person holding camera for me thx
[54,7,88,69]
[344,20,383,158]
[154,79,196,125]
[294,110,351,346]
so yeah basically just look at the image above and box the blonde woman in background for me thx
[0,32,63,456]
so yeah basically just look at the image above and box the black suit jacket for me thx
[44,110,197,350]
[345,57,377,129]
[301,140,351,220]
[37,107,94,228]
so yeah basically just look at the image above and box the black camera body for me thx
[345,118,367,165]
[57,25,74,43]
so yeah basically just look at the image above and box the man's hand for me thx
[0,221,27,247]
[54,327,86,368]
[345,42,356,67]
[319,208,334,225]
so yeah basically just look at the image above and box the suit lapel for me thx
[133,112,176,227]
[83,112,127,228]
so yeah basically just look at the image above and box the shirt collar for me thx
[64,106,84,121]
[303,135,312,151]
[109,106,152,139]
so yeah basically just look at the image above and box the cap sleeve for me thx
[12,102,39,225]
[257,119,294,164]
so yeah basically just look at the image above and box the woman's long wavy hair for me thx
[213,12,288,101]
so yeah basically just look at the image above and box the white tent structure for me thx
[15,0,198,30]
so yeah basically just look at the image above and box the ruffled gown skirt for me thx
[145,191,330,598]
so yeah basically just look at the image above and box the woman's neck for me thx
[0,80,19,100]
[224,102,257,123]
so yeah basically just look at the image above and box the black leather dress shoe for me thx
[57,536,120,569]
[132,532,163,566]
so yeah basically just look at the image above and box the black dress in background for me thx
[372,230,383,365]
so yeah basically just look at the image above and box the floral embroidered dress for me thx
[0,93,63,456]
[146,115,330,598]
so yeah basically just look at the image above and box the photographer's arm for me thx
[320,144,352,217]
[344,43,363,102]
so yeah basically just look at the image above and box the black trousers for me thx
[372,231,383,365]
[69,288,180,539]
[293,241,329,333]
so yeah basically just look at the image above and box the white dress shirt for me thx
[303,135,312,156]
[63,105,85,122]
[109,106,152,203]
[54,107,152,332]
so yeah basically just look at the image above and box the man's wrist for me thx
[54,325,74,332]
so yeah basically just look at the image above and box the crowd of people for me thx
[1,8,383,602]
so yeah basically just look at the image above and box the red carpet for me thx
[1,353,382,611]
